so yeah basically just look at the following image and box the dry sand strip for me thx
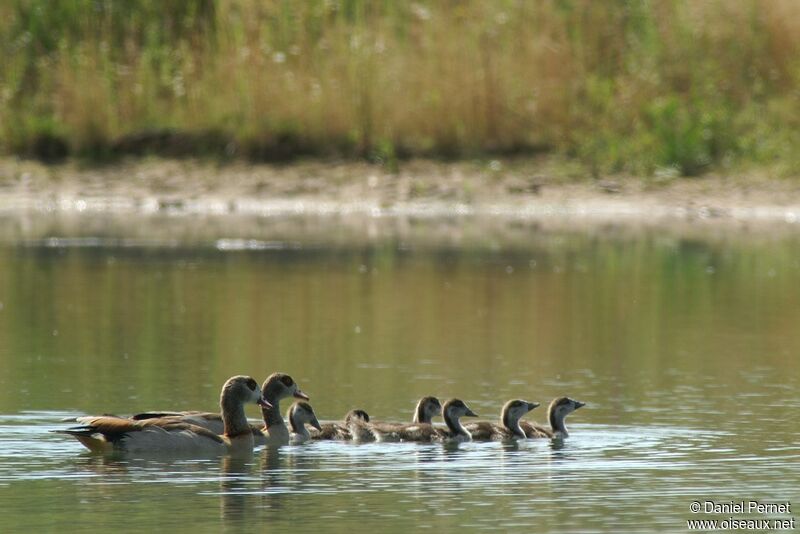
[2,158,800,242]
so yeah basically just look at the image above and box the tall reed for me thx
[2,0,799,175]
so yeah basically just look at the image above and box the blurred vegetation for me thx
[3,231,800,412]
[1,0,799,176]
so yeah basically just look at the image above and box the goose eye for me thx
[246,378,257,391]
[281,376,294,387]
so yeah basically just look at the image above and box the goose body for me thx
[55,376,265,454]
[465,400,539,441]
[372,399,477,443]
[311,409,370,441]
[287,401,322,444]
[361,396,442,442]
[127,372,308,447]
[252,373,310,446]
[519,397,585,438]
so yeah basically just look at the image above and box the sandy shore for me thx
[1,156,800,244]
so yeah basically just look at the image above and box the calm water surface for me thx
[0,219,798,532]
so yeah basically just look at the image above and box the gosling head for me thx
[221,375,269,407]
[288,401,322,432]
[442,398,478,420]
[262,372,309,404]
[344,409,370,423]
[501,399,539,436]
[547,397,585,437]
[440,399,478,439]
[414,396,442,424]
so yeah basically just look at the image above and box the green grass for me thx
[2,0,800,176]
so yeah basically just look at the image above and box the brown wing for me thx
[465,421,500,441]
[54,416,146,452]
[131,410,220,421]
[129,411,226,435]
[57,416,227,448]
[378,422,438,442]
[519,420,552,438]
[311,423,350,440]
[67,415,141,434]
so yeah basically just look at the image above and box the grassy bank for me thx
[2,0,800,176]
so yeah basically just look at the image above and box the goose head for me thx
[261,373,309,405]
[288,401,323,433]
[219,375,268,437]
[442,398,478,420]
[547,397,585,437]
[344,409,370,423]
[440,398,478,438]
[501,399,539,437]
[413,396,442,424]
[221,375,268,408]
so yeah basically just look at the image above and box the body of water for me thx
[0,217,798,532]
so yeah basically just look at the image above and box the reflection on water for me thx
[0,227,799,532]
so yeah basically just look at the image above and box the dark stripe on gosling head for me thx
[345,409,370,423]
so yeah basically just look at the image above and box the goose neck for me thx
[261,398,285,429]
[502,409,526,438]
[548,408,569,438]
[444,411,469,439]
[289,412,309,439]
[221,395,250,437]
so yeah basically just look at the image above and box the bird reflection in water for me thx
[220,456,255,524]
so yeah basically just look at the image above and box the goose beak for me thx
[574,401,586,409]
[528,402,540,411]
[465,408,478,418]
[258,397,273,409]
[293,389,310,401]
[310,416,322,431]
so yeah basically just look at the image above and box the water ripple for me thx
[1,412,796,531]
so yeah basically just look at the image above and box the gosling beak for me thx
[257,397,273,409]
[310,416,322,431]
[574,400,586,409]
[465,408,478,418]
[527,402,540,411]
[293,389,310,401]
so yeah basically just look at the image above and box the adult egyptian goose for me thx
[465,399,540,440]
[128,372,308,446]
[519,397,585,438]
[55,375,266,454]
[255,373,311,446]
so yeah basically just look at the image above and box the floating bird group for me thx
[54,373,585,454]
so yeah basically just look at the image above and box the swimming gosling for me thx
[519,397,585,438]
[287,401,323,444]
[465,399,540,440]
[370,398,478,443]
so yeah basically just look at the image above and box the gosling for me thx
[519,397,585,438]
[311,409,370,441]
[369,398,478,443]
[465,399,540,441]
[287,401,323,444]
